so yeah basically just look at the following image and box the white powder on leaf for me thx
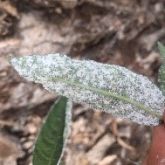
[11,54,165,126]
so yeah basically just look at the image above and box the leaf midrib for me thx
[50,77,161,119]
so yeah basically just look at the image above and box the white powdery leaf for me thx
[11,54,165,126]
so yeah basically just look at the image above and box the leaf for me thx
[33,96,72,165]
[158,42,165,62]
[158,42,165,95]
[11,54,165,125]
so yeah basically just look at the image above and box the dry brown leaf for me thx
[117,137,135,151]
[0,1,19,19]
[87,134,115,164]
[0,134,22,161]
[98,155,117,165]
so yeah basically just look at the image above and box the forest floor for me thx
[0,0,165,165]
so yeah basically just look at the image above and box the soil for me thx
[0,0,165,165]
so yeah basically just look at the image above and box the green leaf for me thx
[158,42,165,62]
[158,42,165,95]
[33,96,68,165]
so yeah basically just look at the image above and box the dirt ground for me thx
[0,0,165,165]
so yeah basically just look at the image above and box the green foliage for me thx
[158,42,165,95]
[33,96,68,165]
[158,42,165,61]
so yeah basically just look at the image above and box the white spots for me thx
[11,54,165,126]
